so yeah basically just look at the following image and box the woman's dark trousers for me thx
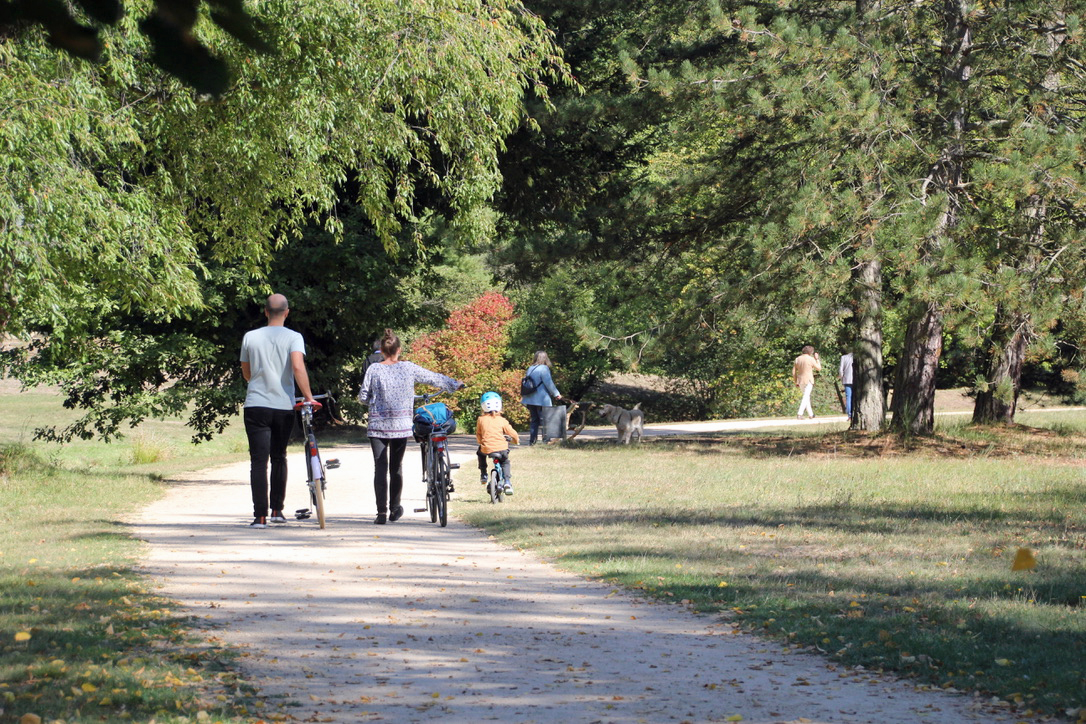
[526,404,543,444]
[370,437,407,514]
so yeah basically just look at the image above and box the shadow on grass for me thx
[565,426,1086,459]
[594,564,1086,714]
[517,535,1086,715]
[0,564,253,722]
[482,495,1085,538]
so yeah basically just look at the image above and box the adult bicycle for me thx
[293,393,339,529]
[411,391,459,527]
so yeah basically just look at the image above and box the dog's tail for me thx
[633,402,642,410]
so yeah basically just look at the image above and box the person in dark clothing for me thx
[240,294,316,528]
[520,350,562,445]
[362,338,384,376]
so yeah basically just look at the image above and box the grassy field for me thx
[4,379,1085,722]
[458,412,1086,720]
[0,386,256,723]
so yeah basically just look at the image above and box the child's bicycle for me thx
[411,391,459,527]
[293,393,340,529]
[485,438,513,504]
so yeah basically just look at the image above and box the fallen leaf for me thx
[1011,548,1037,571]
[14,631,31,642]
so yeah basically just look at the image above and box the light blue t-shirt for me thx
[240,326,306,410]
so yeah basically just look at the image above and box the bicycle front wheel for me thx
[312,478,326,529]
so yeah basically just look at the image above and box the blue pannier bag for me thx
[413,402,456,441]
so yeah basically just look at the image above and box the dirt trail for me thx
[134,432,1018,724]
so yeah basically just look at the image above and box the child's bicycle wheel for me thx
[487,468,504,504]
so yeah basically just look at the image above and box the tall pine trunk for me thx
[852,256,885,430]
[972,309,1031,424]
[848,0,886,432]
[890,0,970,435]
[972,15,1063,426]
[890,304,943,434]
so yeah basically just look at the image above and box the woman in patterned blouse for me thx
[358,329,463,524]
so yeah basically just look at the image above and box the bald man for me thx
[240,294,315,528]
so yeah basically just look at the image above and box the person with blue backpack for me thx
[358,329,463,524]
[520,350,562,445]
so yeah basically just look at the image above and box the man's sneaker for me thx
[250,517,267,528]
[502,483,513,496]
[389,506,404,523]
[269,511,287,523]
[480,474,488,485]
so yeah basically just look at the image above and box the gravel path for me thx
[133,427,1019,724]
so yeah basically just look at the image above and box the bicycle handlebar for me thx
[414,391,445,403]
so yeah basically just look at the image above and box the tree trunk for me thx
[971,15,1062,425]
[852,256,885,431]
[889,2,969,436]
[973,312,1031,424]
[890,304,943,434]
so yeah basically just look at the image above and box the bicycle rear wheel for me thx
[312,478,326,529]
[424,446,438,522]
[488,468,501,504]
[435,456,449,527]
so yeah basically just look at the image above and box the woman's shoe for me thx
[388,506,404,522]
[374,513,387,524]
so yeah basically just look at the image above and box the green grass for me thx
[457,417,1086,718]
[0,387,255,723]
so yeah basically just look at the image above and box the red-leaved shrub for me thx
[409,292,527,427]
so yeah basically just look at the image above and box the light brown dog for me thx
[598,403,644,444]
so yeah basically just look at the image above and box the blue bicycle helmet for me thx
[480,391,503,413]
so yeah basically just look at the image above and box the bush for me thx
[129,433,174,465]
[0,443,37,478]
[409,292,528,427]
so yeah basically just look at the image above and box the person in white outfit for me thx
[792,345,821,419]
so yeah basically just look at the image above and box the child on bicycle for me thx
[475,391,519,495]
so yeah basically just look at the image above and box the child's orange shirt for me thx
[476,413,520,454]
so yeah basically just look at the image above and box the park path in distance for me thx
[133,418,1023,724]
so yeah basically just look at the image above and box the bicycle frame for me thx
[412,392,458,527]
[294,394,337,529]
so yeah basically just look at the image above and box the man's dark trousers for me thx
[244,406,296,518]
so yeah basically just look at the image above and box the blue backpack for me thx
[412,402,456,440]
